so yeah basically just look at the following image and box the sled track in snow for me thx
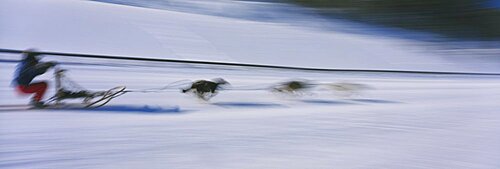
[1,48,500,76]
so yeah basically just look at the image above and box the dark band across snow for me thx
[1,48,499,76]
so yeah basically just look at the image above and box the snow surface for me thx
[2,0,499,73]
[1,0,500,169]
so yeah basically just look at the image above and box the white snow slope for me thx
[2,0,499,73]
[1,0,500,169]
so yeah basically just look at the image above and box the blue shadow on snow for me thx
[301,99,357,105]
[212,102,284,108]
[350,99,401,104]
[57,105,185,114]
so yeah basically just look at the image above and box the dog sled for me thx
[45,68,126,108]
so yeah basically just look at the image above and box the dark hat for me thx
[22,49,41,64]
[22,49,40,61]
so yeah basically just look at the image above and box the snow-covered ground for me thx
[1,0,500,169]
[2,55,500,169]
[2,0,499,73]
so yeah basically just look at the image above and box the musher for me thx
[12,49,57,108]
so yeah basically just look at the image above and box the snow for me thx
[1,0,500,169]
[3,0,499,72]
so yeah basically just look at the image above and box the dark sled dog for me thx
[181,78,229,100]
[272,80,312,94]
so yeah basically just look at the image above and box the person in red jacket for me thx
[13,50,57,108]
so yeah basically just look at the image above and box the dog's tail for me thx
[181,88,189,93]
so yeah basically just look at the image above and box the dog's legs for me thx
[196,91,216,101]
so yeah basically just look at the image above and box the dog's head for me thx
[212,78,229,85]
